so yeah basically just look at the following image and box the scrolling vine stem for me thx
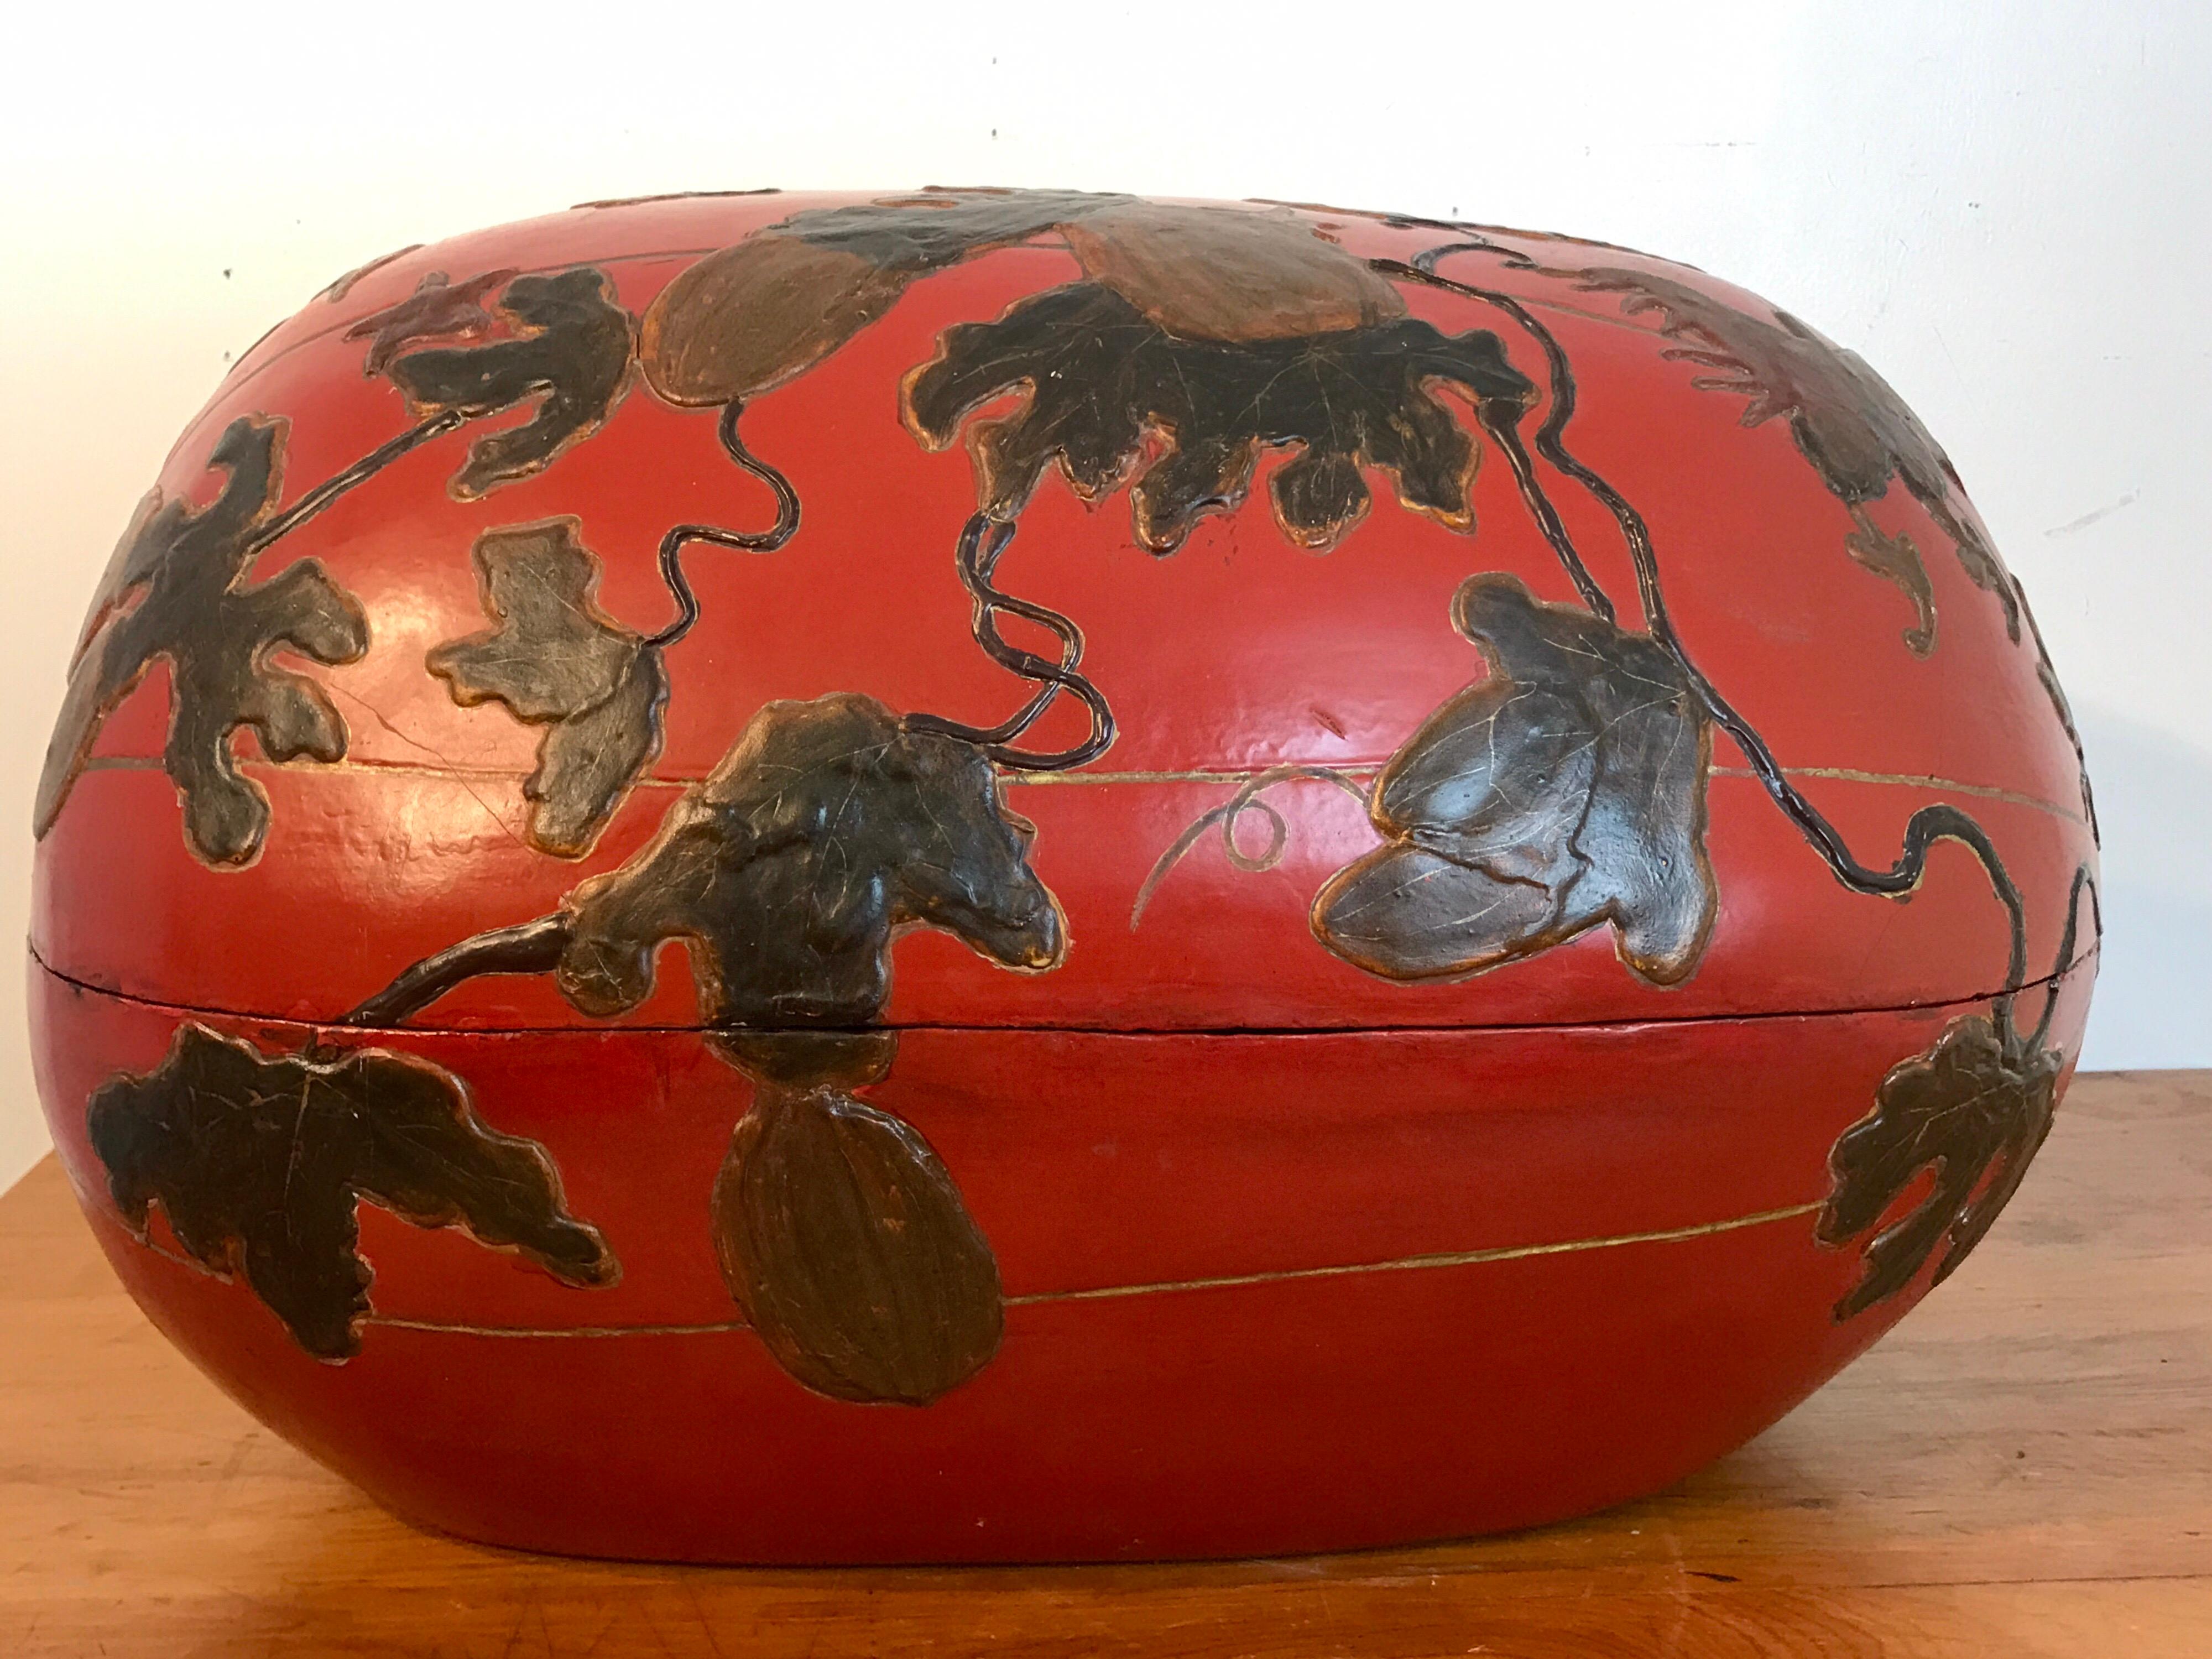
[343,509,1118,1024]
[1376,243,2074,993]
[645,399,801,649]
[100,220,2095,1040]
[64,200,2114,1380]
[1130,765,1371,928]
[904,513,1117,772]
[218,357,798,677]
[242,411,468,557]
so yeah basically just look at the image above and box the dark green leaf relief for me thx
[1568,267,2018,643]
[35,416,368,865]
[387,268,634,499]
[1566,263,2096,832]
[1843,508,1937,658]
[774,187,1134,269]
[1313,573,1717,987]
[88,1023,617,1360]
[1818,1014,2061,1318]
[901,282,1534,554]
[428,519,666,857]
[640,191,1139,407]
[556,692,1066,1027]
[641,192,1394,406]
[345,269,514,374]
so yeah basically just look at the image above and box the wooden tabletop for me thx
[3,1070,2208,1658]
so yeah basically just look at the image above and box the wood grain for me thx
[3,1070,2207,1657]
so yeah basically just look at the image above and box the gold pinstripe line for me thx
[84,1193,1823,1338]
[75,751,2084,823]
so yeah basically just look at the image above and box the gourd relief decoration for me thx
[38,190,2098,1411]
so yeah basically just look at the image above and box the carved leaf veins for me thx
[1313,573,1718,987]
[427,519,667,857]
[345,268,515,375]
[901,281,1535,554]
[88,1022,617,1360]
[385,267,634,499]
[1567,267,2017,643]
[34,415,368,865]
[555,692,1067,1027]
[1818,1013,2063,1318]
[641,191,1418,407]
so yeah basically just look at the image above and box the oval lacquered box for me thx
[29,188,2098,1563]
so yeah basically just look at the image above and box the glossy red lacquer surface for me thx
[28,191,2098,1561]
[31,963,2094,1561]
[33,194,2091,1031]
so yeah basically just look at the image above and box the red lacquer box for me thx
[29,189,2097,1562]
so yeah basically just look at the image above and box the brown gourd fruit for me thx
[711,1076,1004,1406]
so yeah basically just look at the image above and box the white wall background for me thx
[2,1,2205,1191]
